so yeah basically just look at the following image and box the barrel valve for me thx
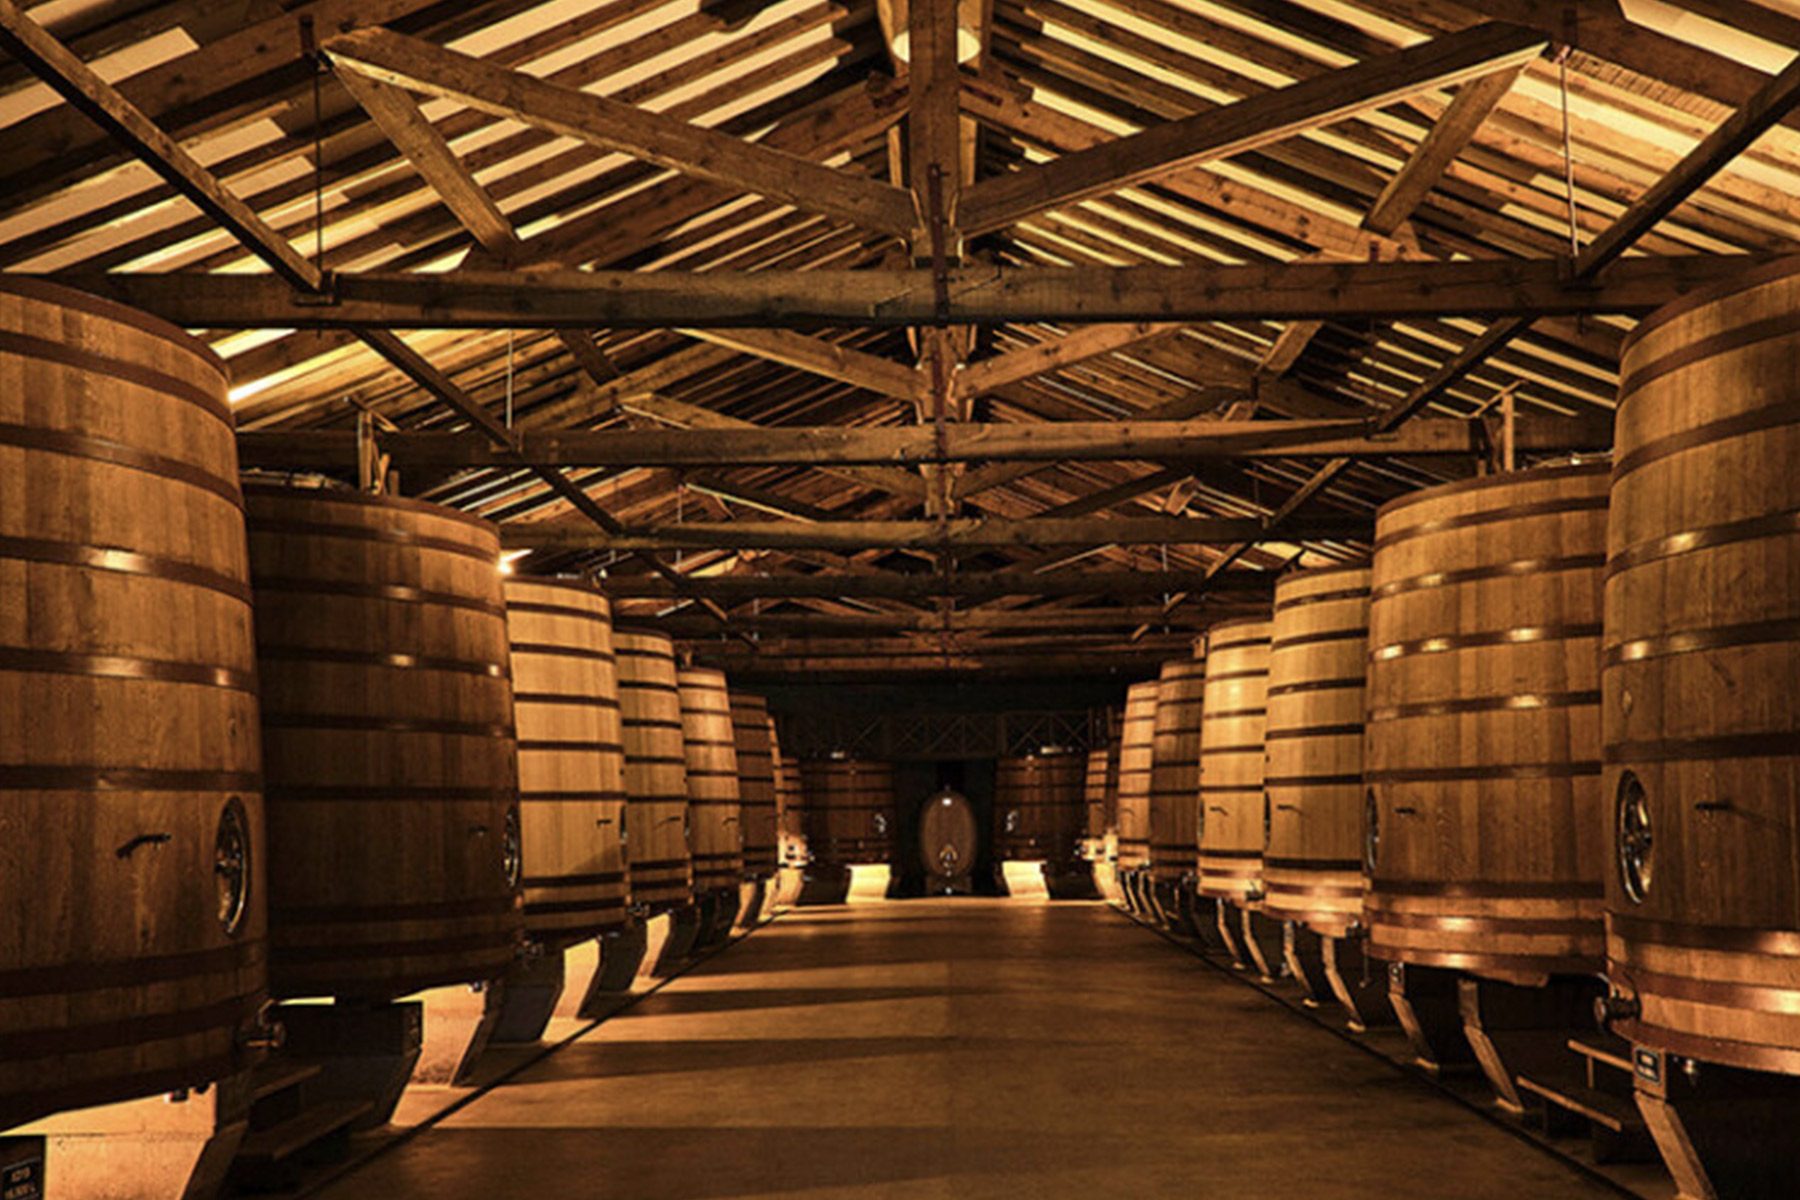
[241,1002,287,1053]
[1594,992,1641,1028]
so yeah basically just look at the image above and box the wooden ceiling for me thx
[4,0,1799,678]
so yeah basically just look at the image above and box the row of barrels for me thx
[1094,258,1800,1093]
[803,752,1093,873]
[1,281,827,1130]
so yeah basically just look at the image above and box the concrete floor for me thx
[319,900,1627,1199]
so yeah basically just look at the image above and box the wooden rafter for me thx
[959,22,1548,235]
[323,27,917,238]
[682,328,920,404]
[1188,39,1800,591]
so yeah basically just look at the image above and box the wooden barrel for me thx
[246,484,522,1000]
[730,692,780,876]
[1264,566,1371,937]
[995,752,1088,862]
[1365,464,1609,985]
[503,578,628,946]
[614,631,692,915]
[1149,655,1206,886]
[919,789,980,882]
[1604,265,1800,1073]
[800,759,895,866]
[677,667,743,893]
[1115,681,1160,869]
[0,281,266,1127]
[1197,618,1272,905]
[1085,740,1119,841]
[773,732,806,865]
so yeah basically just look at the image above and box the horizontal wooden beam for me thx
[959,21,1548,235]
[594,567,1275,601]
[501,513,1370,551]
[681,644,1199,678]
[236,414,1609,470]
[40,256,1755,329]
[646,607,1217,635]
[618,391,927,500]
[324,27,916,237]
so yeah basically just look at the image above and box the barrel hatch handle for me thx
[116,832,173,858]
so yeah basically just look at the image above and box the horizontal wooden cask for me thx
[504,578,628,946]
[920,790,980,882]
[730,692,781,875]
[1604,264,1800,1072]
[1365,464,1609,986]
[246,484,523,999]
[1149,657,1206,885]
[994,753,1087,862]
[1114,680,1160,869]
[614,630,692,915]
[678,667,743,893]
[0,281,266,1127]
[1197,618,1272,904]
[1264,566,1371,937]
[801,759,895,866]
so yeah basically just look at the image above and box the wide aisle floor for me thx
[320,900,1623,1199]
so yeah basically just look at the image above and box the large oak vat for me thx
[677,667,743,894]
[614,630,692,916]
[246,484,522,1000]
[1365,464,1609,986]
[1148,655,1206,889]
[1114,681,1160,871]
[0,281,266,1127]
[800,759,895,866]
[1196,618,1273,906]
[1605,264,1800,1073]
[1264,566,1371,937]
[503,578,628,946]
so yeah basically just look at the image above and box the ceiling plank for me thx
[1191,43,1800,588]
[0,0,322,291]
[959,21,1548,236]
[0,0,446,211]
[323,26,917,238]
